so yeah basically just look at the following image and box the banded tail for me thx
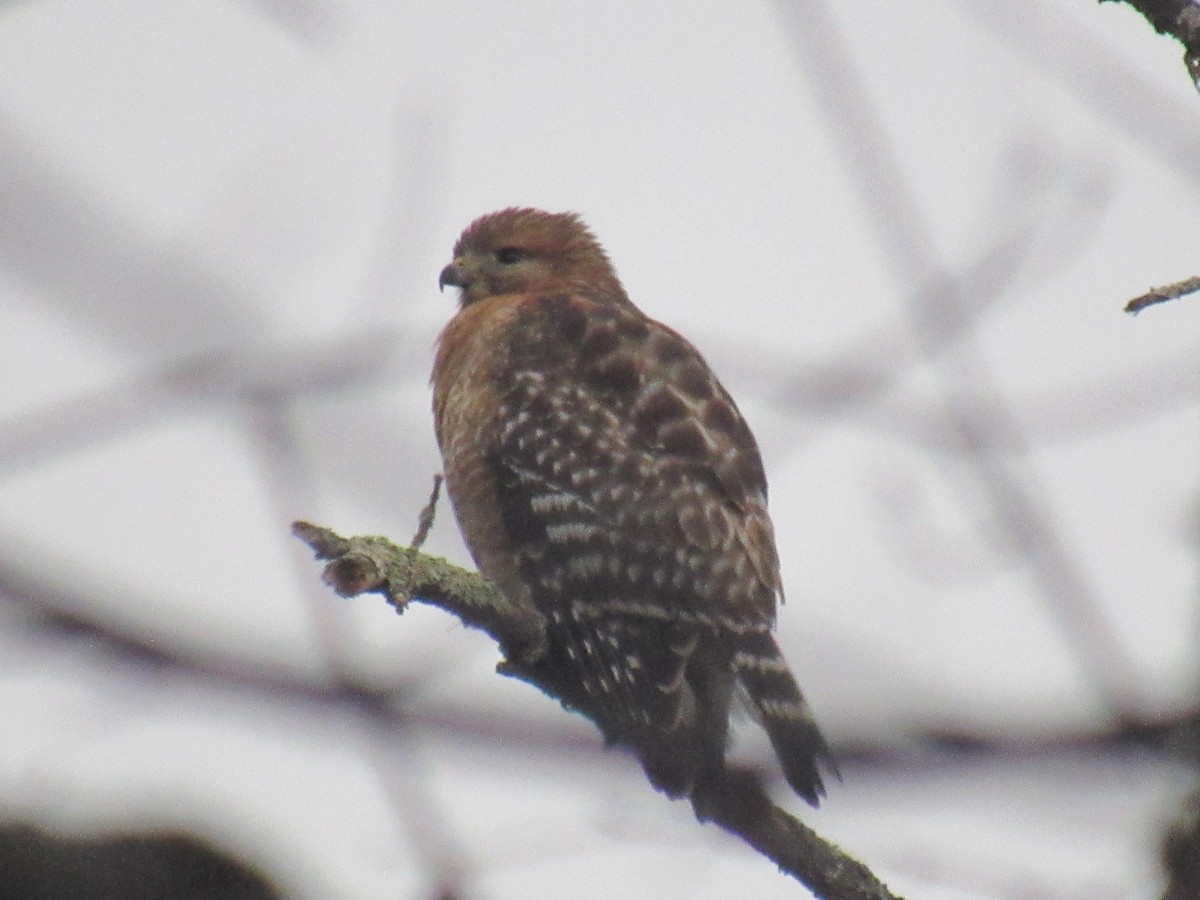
[733,630,838,806]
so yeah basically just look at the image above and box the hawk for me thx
[431,208,835,807]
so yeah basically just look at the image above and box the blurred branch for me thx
[775,0,1148,723]
[237,0,338,44]
[960,0,1200,185]
[291,521,901,900]
[1,529,1194,767]
[244,402,476,898]
[0,328,406,479]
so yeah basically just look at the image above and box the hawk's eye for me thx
[494,247,526,265]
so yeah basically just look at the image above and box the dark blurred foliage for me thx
[1163,787,1200,900]
[0,824,281,900]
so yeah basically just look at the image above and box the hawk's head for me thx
[440,208,628,307]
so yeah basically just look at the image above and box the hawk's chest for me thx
[432,294,597,460]
[432,297,523,454]
[430,296,542,603]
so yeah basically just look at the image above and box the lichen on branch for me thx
[291,519,901,899]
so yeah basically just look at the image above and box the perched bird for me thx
[431,208,836,808]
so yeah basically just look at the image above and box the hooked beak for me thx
[438,263,466,292]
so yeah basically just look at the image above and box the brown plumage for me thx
[431,207,836,807]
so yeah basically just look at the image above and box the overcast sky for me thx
[0,1,1198,897]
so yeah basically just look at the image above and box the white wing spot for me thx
[732,651,790,674]
[531,493,578,515]
[546,522,603,544]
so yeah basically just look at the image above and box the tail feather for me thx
[732,630,837,806]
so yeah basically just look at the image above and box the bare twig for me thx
[291,521,901,899]
[410,474,443,550]
[1125,275,1200,314]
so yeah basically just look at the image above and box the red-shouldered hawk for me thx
[432,208,836,807]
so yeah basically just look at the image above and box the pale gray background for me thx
[0,1,1197,897]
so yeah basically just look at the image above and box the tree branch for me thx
[1104,0,1200,85]
[1124,274,1200,313]
[291,520,901,900]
